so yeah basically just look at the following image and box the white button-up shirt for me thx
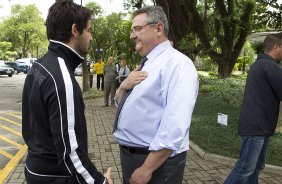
[113,40,199,156]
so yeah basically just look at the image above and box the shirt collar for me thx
[146,40,172,63]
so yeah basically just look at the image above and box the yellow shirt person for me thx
[94,59,105,90]
[94,59,105,75]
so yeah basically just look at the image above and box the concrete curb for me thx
[189,141,282,176]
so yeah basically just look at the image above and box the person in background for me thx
[224,33,282,184]
[113,6,198,184]
[22,1,112,183]
[94,58,105,90]
[116,58,130,88]
[103,56,117,107]
[115,59,121,89]
[88,61,94,88]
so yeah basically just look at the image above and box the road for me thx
[0,73,26,182]
[0,74,26,111]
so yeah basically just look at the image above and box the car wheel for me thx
[8,74,13,77]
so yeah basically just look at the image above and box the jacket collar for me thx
[258,53,278,63]
[48,40,84,71]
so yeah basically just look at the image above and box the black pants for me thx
[116,80,120,89]
[25,167,75,184]
[89,74,93,88]
[96,74,104,90]
[120,147,186,184]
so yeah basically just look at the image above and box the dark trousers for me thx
[116,80,120,89]
[89,74,93,88]
[120,147,186,184]
[96,74,104,90]
[25,167,75,184]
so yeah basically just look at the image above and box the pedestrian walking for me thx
[224,33,282,184]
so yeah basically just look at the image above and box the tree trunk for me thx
[82,60,89,92]
[242,59,246,75]
[217,62,232,78]
[216,57,236,79]
[155,0,193,48]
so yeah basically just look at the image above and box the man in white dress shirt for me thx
[113,6,199,184]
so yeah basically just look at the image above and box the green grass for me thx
[190,95,282,167]
[82,88,103,99]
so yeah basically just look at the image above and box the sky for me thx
[0,0,281,20]
[0,0,129,19]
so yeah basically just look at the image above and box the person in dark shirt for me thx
[224,33,282,184]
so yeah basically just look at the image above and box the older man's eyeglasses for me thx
[130,22,157,34]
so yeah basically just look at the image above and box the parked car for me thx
[0,63,14,77]
[74,64,82,76]
[15,58,37,68]
[5,62,29,74]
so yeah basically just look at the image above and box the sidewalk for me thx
[4,97,282,184]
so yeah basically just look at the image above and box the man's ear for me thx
[71,23,79,37]
[155,22,164,37]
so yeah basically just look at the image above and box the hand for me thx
[103,167,113,184]
[129,167,152,184]
[116,76,120,80]
[121,67,148,90]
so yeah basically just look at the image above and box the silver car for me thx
[74,64,82,76]
[0,63,14,77]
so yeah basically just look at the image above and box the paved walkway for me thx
[4,98,282,184]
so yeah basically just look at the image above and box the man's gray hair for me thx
[133,6,169,37]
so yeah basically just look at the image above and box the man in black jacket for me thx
[224,34,282,184]
[22,1,112,184]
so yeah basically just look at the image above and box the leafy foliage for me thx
[0,4,47,58]
[199,76,246,108]
[86,1,141,69]
[0,41,16,61]
[254,0,282,30]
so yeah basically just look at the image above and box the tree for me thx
[80,2,104,92]
[124,0,258,78]
[155,0,255,78]
[235,41,256,74]
[0,41,16,61]
[0,4,47,58]
[255,0,282,30]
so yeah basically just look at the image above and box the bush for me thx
[199,85,218,93]
[199,76,246,108]
[191,95,282,166]
[208,78,245,108]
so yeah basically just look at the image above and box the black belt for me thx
[120,145,150,155]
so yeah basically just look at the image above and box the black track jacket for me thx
[238,53,282,136]
[22,40,105,184]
